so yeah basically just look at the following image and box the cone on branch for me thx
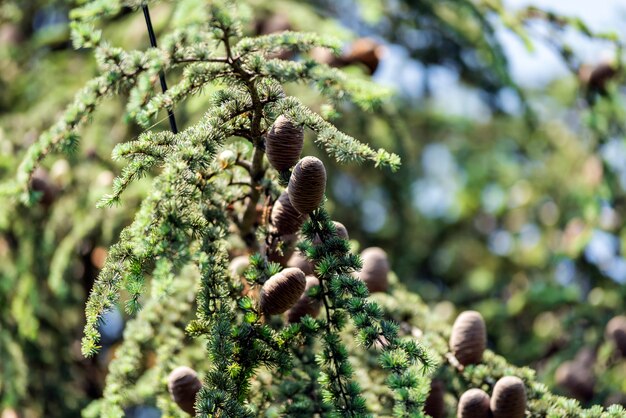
[606,315,626,357]
[270,191,306,236]
[449,311,487,366]
[343,38,385,75]
[457,388,490,418]
[490,376,526,418]
[287,251,315,276]
[286,275,321,323]
[424,379,446,418]
[313,221,349,245]
[357,247,389,293]
[260,267,306,316]
[265,115,304,171]
[287,156,326,215]
[555,347,596,401]
[167,366,202,415]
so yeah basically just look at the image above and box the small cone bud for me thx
[490,376,526,418]
[260,267,306,315]
[457,388,490,418]
[287,275,321,323]
[266,115,304,171]
[271,191,306,235]
[424,379,446,418]
[287,251,315,276]
[288,157,326,215]
[606,315,626,357]
[450,311,486,366]
[167,366,202,415]
[357,247,389,293]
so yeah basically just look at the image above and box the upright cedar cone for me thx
[449,310,487,366]
[286,275,321,323]
[271,191,306,235]
[287,251,315,275]
[424,379,446,418]
[266,233,297,266]
[288,156,326,215]
[555,348,596,401]
[606,315,626,357]
[457,388,490,418]
[313,221,349,245]
[357,247,389,293]
[265,115,304,171]
[343,38,385,74]
[260,267,306,315]
[490,376,526,418]
[167,366,202,415]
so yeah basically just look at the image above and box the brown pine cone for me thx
[313,221,349,245]
[288,157,326,215]
[450,311,487,366]
[457,388,490,418]
[424,379,446,418]
[167,366,202,415]
[287,251,315,276]
[343,38,385,74]
[490,376,526,418]
[266,115,304,171]
[260,267,306,315]
[606,315,626,357]
[270,191,307,236]
[357,247,389,293]
[286,275,321,323]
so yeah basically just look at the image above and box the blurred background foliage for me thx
[1,0,626,416]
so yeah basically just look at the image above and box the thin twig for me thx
[142,4,178,134]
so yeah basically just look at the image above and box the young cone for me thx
[357,247,389,293]
[265,115,304,171]
[450,310,487,366]
[270,191,306,236]
[167,366,202,415]
[490,376,526,418]
[260,267,306,316]
[287,156,326,215]
[287,251,315,276]
[313,221,349,245]
[286,275,321,323]
[457,388,490,418]
[606,315,626,357]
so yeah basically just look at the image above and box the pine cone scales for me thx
[457,388,490,418]
[271,191,306,235]
[490,376,526,418]
[266,115,304,171]
[260,267,306,315]
[288,157,326,215]
[287,275,322,323]
[450,311,487,366]
[167,366,202,415]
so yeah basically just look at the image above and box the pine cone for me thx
[287,251,315,276]
[167,366,202,415]
[357,247,389,293]
[260,267,306,315]
[288,157,326,215]
[606,315,626,357]
[424,379,446,418]
[457,388,490,418]
[555,348,596,401]
[266,115,304,171]
[343,38,385,74]
[286,275,321,323]
[271,191,306,235]
[490,376,526,418]
[266,233,297,266]
[313,221,349,245]
[450,311,486,366]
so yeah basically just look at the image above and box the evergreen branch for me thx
[234,31,342,56]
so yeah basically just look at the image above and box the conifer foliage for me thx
[3,0,626,417]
